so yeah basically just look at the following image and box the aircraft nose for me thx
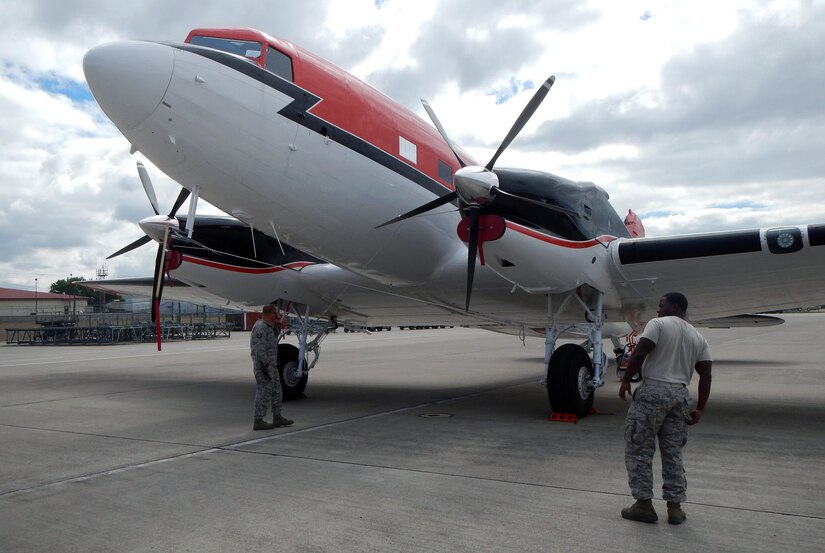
[84,41,174,131]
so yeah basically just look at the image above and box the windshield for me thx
[495,168,631,240]
[188,35,262,59]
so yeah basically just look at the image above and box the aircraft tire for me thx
[278,343,308,401]
[547,343,594,418]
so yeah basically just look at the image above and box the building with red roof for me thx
[0,287,90,317]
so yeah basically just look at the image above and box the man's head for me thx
[261,303,278,325]
[657,292,688,318]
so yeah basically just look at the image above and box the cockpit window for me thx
[189,35,262,59]
[265,46,293,81]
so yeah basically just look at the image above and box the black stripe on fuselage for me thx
[168,43,452,200]
[172,216,322,268]
[808,224,825,246]
[618,230,762,265]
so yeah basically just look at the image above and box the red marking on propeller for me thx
[165,250,182,272]
[457,214,506,265]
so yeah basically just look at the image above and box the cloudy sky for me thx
[1,0,823,290]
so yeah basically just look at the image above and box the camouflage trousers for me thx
[624,381,692,502]
[253,361,283,419]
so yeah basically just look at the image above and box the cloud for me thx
[520,6,825,186]
[1,0,824,290]
[364,0,598,109]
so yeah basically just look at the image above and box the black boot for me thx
[253,418,275,430]
[272,414,294,427]
[621,499,658,523]
[667,502,686,525]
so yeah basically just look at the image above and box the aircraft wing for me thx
[81,277,251,312]
[693,314,785,328]
[611,226,825,324]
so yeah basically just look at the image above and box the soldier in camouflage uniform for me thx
[250,304,293,430]
[619,292,712,524]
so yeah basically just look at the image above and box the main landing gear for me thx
[277,304,337,401]
[543,290,606,418]
[613,331,642,384]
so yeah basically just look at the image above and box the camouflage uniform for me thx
[625,381,692,502]
[250,318,282,419]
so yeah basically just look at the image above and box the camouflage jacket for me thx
[250,319,278,366]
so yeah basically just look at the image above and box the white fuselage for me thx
[83,39,825,329]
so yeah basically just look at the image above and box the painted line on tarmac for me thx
[0,378,536,499]
[225,380,536,450]
[0,343,247,368]
[5,378,825,524]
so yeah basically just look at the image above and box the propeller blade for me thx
[137,161,160,215]
[151,227,170,325]
[485,76,555,171]
[375,190,458,228]
[492,187,578,217]
[465,207,480,311]
[421,99,467,168]
[151,243,162,323]
[167,188,191,218]
[106,235,152,259]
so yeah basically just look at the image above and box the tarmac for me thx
[1,314,824,552]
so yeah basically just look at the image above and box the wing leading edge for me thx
[612,224,825,322]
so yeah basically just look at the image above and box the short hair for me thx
[262,304,277,315]
[663,292,688,313]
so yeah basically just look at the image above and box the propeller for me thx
[137,161,160,215]
[464,206,480,311]
[152,225,170,350]
[107,163,191,332]
[107,164,191,261]
[148,186,190,326]
[377,75,574,310]
[421,100,467,168]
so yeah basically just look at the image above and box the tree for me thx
[49,276,98,300]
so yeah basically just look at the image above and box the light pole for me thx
[34,277,38,317]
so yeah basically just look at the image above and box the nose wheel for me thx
[543,289,606,419]
[547,343,595,417]
[277,343,307,401]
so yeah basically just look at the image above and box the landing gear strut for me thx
[277,303,337,401]
[613,332,642,383]
[543,290,606,418]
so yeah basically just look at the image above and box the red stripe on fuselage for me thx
[182,255,315,274]
[506,221,617,248]
[294,48,470,188]
[187,28,471,189]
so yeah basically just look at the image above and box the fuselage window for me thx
[437,159,453,184]
[399,136,417,164]
[189,36,262,59]
[266,46,293,81]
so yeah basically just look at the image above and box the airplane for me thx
[81,27,825,418]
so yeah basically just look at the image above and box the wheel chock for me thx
[548,412,579,424]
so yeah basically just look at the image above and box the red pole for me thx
[155,300,162,351]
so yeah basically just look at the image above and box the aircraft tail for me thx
[624,209,645,238]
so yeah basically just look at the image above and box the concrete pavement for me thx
[1,315,824,551]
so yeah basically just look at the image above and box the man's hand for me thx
[618,337,654,401]
[619,380,632,400]
[688,408,703,425]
